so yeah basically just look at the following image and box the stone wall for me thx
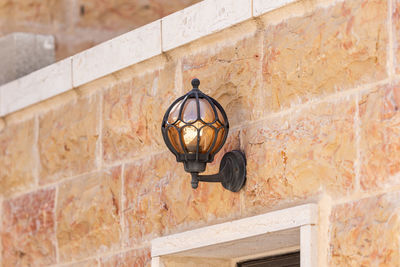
[0,0,200,60]
[1,0,400,266]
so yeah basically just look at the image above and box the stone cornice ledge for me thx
[0,0,295,117]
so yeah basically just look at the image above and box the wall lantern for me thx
[161,78,246,192]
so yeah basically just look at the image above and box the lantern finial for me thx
[191,78,200,89]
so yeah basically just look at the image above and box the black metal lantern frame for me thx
[161,78,246,192]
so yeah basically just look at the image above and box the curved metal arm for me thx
[189,150,246,192]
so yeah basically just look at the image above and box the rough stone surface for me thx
[102,64,177,165]
[39,94,100,184]
[63,259,99,267]
[394,0,400,73]
[123,139,241,247]
[262,0,388,111]
[330,192,400,266]
[100,248,151,267]
[359,84,400,190]
[182,32,263,127]
[1,188,56,267]
[0,118,36,197]
[242,97,356,214]
[0,0,398,265]
[56,167,121,262]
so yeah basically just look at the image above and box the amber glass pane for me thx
[182,98,216,124]
[181,125,199,153]
[182,99,198,123]
[168,100,183,124]
[199,99,215,123]
[211,127,225,153]
[167,126,183,153]
[199,126,216,153]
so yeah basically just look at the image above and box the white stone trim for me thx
[0,57,72,116]
[161,0,252,52]
[0,0,296,117]
[72,20,161,87]
[151,204,318,267]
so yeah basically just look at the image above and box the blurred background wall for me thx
[0,0,201,60]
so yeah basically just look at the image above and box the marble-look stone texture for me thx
[39,93,100,184]
[100,248,151,267]
[0,118,36,196]
[262,0,388,111]
[394,0,400,73]
[56,167,121,262]
[63,259,99,267]
[1,188,56,267]
[182,32,263,127]
[359,84,400,190]
[330,192,400,266]
[123,146,241,247]
[102,63,178,165]
[242,96,356,215]
[0,0,398,266]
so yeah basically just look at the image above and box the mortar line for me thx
[120,163,126,249]
[388,0,395,78]
[3,78,393,201]
[353,92,361,194]
[96,92,104,170]
[331,179,400,205]
[54,185,60,264]
[55,242,151,267]
[33,115,40,188]
[232,78,392,133]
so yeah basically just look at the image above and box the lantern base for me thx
[184,161,206,173]
[190,150,246,192]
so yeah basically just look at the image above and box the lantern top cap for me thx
[191,78,200,89]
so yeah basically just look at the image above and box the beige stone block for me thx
[1,188,56,266]
[11,0,66,25]
[39,93,100,184]
[56,167,121,262]
[181,32,263,127]
[262,0,387,111]
[100,248,151,267]
[359,84,400,190]
[63,259,99,267]
[330,192,400,266]
[123,148,241,247]
[0,118,36,196]
[242,96,356,215]
[394,0,400,73]
[102,62,178,165]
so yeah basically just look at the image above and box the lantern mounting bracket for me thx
[190,150,246,192]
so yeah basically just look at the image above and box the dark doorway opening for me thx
[237,251,300,267]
